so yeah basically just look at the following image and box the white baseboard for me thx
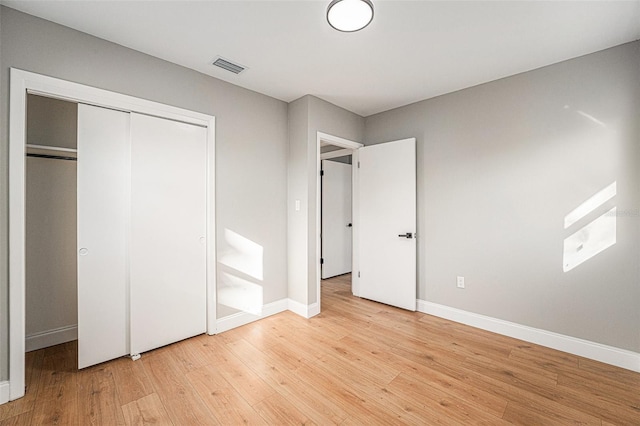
[216,299,288,334]
[25,325,78,352]
[287,299,319,319]
[0,381,9,404]
[417,300,640,373]
[308,302,320,318]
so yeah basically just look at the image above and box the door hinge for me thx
[358,271,361,278]
[320,258,324,265]
[320,170,324,176]
[358,161,360,169]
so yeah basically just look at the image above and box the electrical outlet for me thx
[457,276,465,289]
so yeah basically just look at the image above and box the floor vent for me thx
[212,57,246,74]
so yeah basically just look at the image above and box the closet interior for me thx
[25,94,78,354]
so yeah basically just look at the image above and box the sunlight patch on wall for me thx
[576,111,606,128]
[219,229,263,280]
[218,272,263,315]
[218,229,264,314]
[563,104,607,129]
[563,183,617,272]
[563,207,617,272]
[564,182,616,229]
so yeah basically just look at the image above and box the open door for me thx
[321,159,352,278]
[358,138,416,311]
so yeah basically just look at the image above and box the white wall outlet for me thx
[457,276,465,289]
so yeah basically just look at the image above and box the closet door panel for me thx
[77,104,129,369]
[130,113,207,355]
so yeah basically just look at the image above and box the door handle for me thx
[398,232,413,239]
[347,223,352,227]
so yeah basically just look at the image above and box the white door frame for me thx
[7,68,216,402]
[316,132,363,309]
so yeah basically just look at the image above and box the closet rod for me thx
[26,143,78,153]
[27,153,77,161]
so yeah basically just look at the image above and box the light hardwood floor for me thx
[1,273,639,425]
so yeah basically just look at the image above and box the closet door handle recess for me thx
[79,248,89,256]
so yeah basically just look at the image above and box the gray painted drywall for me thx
[0,4,5,381]
[364,41,640,352]
[287,96,310,304]
[27,95,77,149]
[0,6,289,380]
[321,146,341,153]
[287,95,364,306]
[26,160,77,340]
[322,143,353,163]
[26,95,78,342]
[325,155,352,165]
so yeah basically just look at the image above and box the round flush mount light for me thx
[327,0,374,32]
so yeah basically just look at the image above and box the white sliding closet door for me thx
[77,104,129,369]
[130,113,207,355]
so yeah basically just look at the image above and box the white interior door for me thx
[77,104,129,369]
[358,138,416,311]
[130,113,207,355]
[322,160,352,278]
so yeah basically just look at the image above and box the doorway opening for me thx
[321,151,352,280]
[315,132,363,311]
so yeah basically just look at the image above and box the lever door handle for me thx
[398,232,413,239]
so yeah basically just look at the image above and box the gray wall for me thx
[0,4,5,382]
[26,95,78,342]
[364,41,640,352]
[287,95,364,305]
[0,6,289,380]
[287,96,310,304]
[26,95,77,149]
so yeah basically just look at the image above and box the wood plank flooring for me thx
[1,273,639,425]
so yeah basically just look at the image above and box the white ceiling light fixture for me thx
[327,0,374,32]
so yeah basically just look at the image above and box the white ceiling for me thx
[3,0,639,116]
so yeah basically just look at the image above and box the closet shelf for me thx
[26,143,77,153]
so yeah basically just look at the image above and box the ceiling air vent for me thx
[212,57,246,75]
